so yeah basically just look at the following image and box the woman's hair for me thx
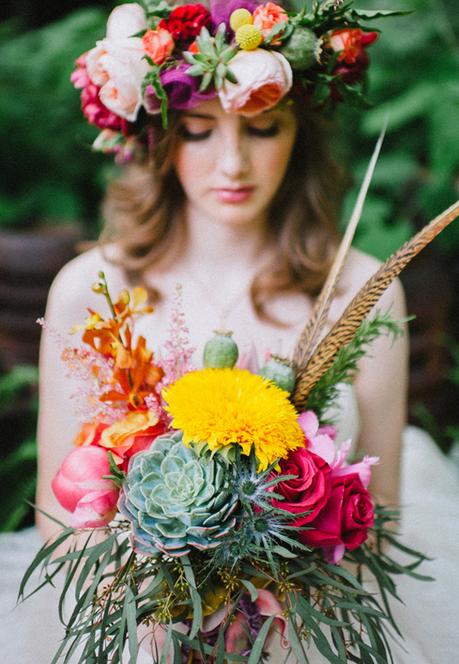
[101,104,344,326]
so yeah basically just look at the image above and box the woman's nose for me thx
[218,133,250,180]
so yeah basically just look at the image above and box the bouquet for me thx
[20,188,459,662]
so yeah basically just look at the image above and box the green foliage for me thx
[306,312,405,419]
[0,364,38,532]
[334,0,459,259]
[19,505,431,663]
[0,9,108,232]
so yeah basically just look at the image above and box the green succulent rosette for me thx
[119,431,239,557]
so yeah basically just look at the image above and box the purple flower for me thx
[144,63,216,113]
[209,0,262,32]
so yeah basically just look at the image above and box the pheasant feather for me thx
[293,122,387,369]
[292,200,459,410]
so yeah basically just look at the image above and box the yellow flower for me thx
[230,8,253,31]
[163,368,304,470]
[235,24,263,51]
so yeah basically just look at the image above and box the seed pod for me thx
[203,330,239,369]
[280,26,320,70]
[259,354,296,393]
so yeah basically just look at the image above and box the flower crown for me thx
[71,0,401,163]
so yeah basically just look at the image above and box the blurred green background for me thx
[0,0,458,531]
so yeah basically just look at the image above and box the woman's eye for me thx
[178,126,212,141]
[247,123,280,137]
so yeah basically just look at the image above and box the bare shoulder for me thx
[45,243,127,330]
[330,247,406,320]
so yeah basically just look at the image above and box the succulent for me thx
[183,25,238,91]
[203,330,239,369]
[259,355,296,393]
[119,431,239,557]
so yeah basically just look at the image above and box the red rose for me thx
[159,4,212,45]
[299,473,374,551]
[272,447,332,523]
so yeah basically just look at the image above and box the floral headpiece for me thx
[71,0,402,162]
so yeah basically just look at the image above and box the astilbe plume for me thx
[158,284,196,389]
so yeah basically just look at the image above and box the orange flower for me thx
[99,409,166,466]
[253,2,288,43]
[329,29,378,65]
[142,28,175,65]
[74,420,110,447]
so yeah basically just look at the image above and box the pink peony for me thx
[85,2,149,121]
[71,54,127,131]
[218,48,292,116]
[52,446,119,528]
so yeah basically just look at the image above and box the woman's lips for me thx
[215,187,255,203]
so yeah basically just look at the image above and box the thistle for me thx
[183,25,238,92]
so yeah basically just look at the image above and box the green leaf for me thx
[248,615,275,664]
[241,579,259,601]
[182,557,202,640]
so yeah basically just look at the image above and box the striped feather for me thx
[293,122,387,370]
[292,200,459,411]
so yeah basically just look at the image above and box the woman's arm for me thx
[341,251,409,507]
[35,248,123,541]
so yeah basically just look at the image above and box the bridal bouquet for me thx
[20,191,459,662]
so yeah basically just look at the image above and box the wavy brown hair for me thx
[101,105,344,325]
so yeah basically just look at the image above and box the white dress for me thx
[1,385,458,663]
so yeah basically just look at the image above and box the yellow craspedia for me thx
[235,24,263,51]
[163,368,304,471]
[230,8,253,31]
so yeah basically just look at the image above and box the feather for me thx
[292,200,459,411]
[293,121,387,369]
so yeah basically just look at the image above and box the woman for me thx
[2,2,458,662]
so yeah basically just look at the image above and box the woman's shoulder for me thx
[45,243,127,328]
[330,247,406,319]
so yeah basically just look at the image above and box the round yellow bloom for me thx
[235,24,263,51]
[163,368,304,470]
[230,8,253,31]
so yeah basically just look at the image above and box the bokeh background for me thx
[0,0,458,531]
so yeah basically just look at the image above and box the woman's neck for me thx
[180,203,269,277]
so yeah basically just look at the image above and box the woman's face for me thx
[173,98,298,228]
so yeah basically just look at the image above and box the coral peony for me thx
[52,446,119,528]
[218,49,292,116]
[253,2,288,42]
[142,28,175,65]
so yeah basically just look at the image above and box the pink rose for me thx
[218,49,292,116]
[52,446,119,528]
[85,3,149,121]
[272,447,331,523]
[299,473,374,563]
[253,2,288,42]
[142,28,175,65]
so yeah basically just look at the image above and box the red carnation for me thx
[159,3,212,45]
[329,28,378,84]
